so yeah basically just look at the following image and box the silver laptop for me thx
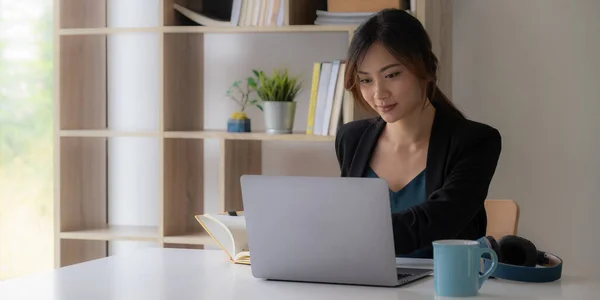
[240,174,432,287]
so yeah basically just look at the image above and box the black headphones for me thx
[477,235,563,283]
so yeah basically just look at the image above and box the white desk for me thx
[0,248,596,300]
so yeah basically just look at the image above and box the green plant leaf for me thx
[253,67,302,102]
[247,77,257,89]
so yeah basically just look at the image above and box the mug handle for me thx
[476,248,498,289]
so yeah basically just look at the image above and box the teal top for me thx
[365,167,431,258]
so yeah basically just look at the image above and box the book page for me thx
[213,215,247,255]
[202,214,248,256]
[233,251,250,265]
[195,215,235,260]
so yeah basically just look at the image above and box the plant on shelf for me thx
[225,76,263,133]
[253,68,303,134]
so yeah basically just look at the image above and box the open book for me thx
[194,213,250,265]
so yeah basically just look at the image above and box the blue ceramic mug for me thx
[433,240,498,297]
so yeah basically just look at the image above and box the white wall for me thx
[453,0,600,276]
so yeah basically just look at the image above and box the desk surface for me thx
[0,248,597,300]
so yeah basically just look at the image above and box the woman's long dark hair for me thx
[344,9,464,118]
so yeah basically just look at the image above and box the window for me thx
[0,0,54,280]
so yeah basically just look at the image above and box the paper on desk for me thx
[395,257,434,270]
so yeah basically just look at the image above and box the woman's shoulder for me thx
[335,117,379,147]
[334,112,502,161]
[337,117,377,136]
[335,114,501,147]
[446,116,501,152]
[334,117,380,171]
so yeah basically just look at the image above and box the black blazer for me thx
[335,103,502,255]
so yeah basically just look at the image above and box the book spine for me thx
[306,62,321,135]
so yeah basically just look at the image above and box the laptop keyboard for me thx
[397,273,412,280]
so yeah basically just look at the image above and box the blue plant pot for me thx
[227,117,251,133]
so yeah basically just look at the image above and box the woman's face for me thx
[357,42,425,123]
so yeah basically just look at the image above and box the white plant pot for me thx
[262,101,296,134]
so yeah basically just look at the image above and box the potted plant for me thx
[225,76,263,132]
[254,68,303,134]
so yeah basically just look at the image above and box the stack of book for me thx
[314,10,375,26]
[306,60,348,137]
[173,0,285,27]
[315,0,415,25]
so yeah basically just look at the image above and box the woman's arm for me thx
[392,127,502,255]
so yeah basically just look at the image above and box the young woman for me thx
[335,9,502,258]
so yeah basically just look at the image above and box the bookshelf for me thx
[53,0,452,267]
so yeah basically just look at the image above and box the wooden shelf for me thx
[58,25,355,36]
[60,130,160,138]
[60,240,107,267]
[59,27,162,36]
[59,137,107,236]
[59,0,106,29]
[162,25,356,34]
[162,232,213,245]
[59,129,335,141]
[60,225,160,242]
[59,34,107,130]
[163,139,205,238]
[164,130,335,141]
[55,0,450,268]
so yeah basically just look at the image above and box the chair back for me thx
[484,199,520,240]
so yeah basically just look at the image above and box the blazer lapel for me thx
[348,118,386,177]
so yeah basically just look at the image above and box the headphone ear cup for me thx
[484,236,503,263]
[497,235,538,267]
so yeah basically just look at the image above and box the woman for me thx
[335,8,502,258]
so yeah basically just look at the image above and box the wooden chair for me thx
[484,199,520,240]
